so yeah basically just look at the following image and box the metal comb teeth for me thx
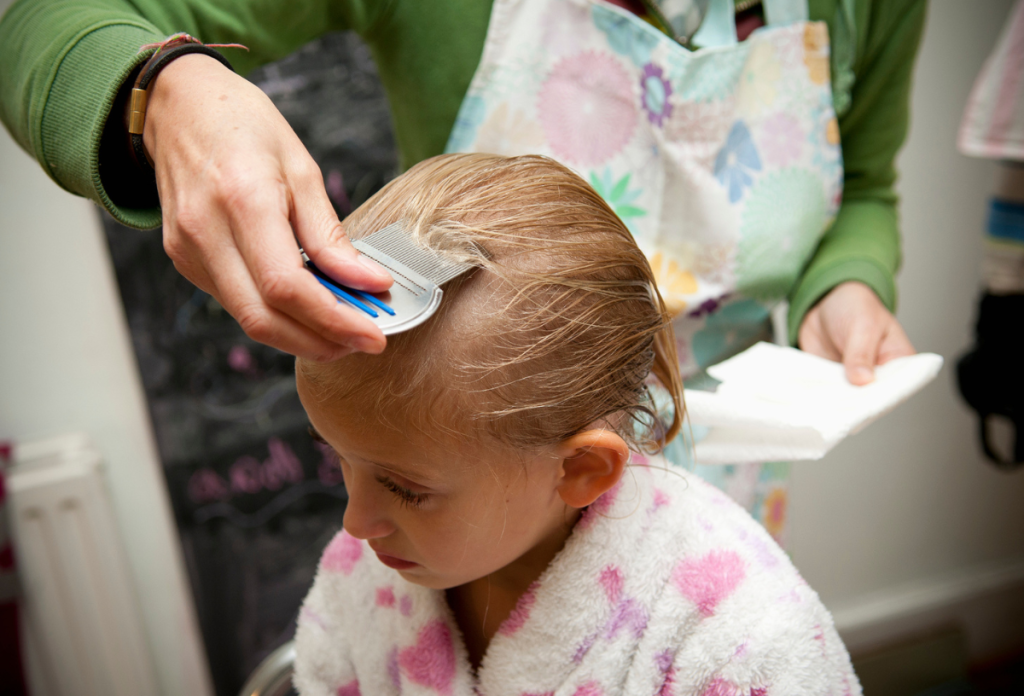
[352,223,473,288]
[303,223,477,336]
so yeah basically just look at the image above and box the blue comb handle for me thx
[306,261,397,318]
[348,288,397,316]
[313,276,378,317]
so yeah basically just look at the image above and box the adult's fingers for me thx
[202,238,363,361]
[140,54,387,358]
[287,160,392,293]
[797,308,842,362]
[224,179,386,353]
[841,317,884,386]
[163,221,220,297]
[169,229,346,358]
[877,318,916,365]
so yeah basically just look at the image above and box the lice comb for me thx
[304,222,475,335]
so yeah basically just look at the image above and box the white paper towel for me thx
[685,342,944,464]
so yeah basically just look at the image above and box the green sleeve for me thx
[0,0,390,229]
[788,0,928,344]
[361,0,491,170]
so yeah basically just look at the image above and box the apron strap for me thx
[763,0,809,26]
[690,0,809,48]
[690,0,736,47]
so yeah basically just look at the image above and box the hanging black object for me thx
[956,292,1024,470]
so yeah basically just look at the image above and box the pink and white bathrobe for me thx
[294,455,861,696]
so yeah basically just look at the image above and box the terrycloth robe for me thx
[294,454,861,696]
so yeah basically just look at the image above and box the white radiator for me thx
[9,434,161,696]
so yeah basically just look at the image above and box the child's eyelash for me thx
[307,426,426,508]
[375,474,428,509]
[308,426,327,444]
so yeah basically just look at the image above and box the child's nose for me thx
[342,485,394,541]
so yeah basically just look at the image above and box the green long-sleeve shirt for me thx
[0,0,926,341]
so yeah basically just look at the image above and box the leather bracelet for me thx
[126,39,235,177]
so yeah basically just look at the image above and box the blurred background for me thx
[1,2,1023,695]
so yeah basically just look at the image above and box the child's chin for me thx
[393,566,445,589]
[394,567,467,591]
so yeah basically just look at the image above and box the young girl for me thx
[294,154,859,696]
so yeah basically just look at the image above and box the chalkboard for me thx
[101,32,398,696]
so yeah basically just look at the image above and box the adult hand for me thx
[143,54,393,361]
[798,281,915,386]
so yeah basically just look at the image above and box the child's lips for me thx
[373,550,418,570]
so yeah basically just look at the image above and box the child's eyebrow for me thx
[307,424,442,486]
[369,459,443,487]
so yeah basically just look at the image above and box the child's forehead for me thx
[299,268,511,396]
[299,351,484,441]
[304,393,516,485]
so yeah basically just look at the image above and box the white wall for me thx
[788,0,1024,660]
[0,91,213,696]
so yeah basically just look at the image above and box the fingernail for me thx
[852,367,874,384]
[357,254,391,281]
[315,347,353,364]
[350,336,385,354]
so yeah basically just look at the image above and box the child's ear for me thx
[554,430,630,509]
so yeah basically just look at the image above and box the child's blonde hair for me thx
[299,154,683,453]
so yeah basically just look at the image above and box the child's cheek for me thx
[429,505,502,568]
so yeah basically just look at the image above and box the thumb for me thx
[842,320,882,386]
[290,166,393,292]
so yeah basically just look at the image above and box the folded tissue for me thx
[685,342,944,464]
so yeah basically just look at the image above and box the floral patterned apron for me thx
[445,0,843,542]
